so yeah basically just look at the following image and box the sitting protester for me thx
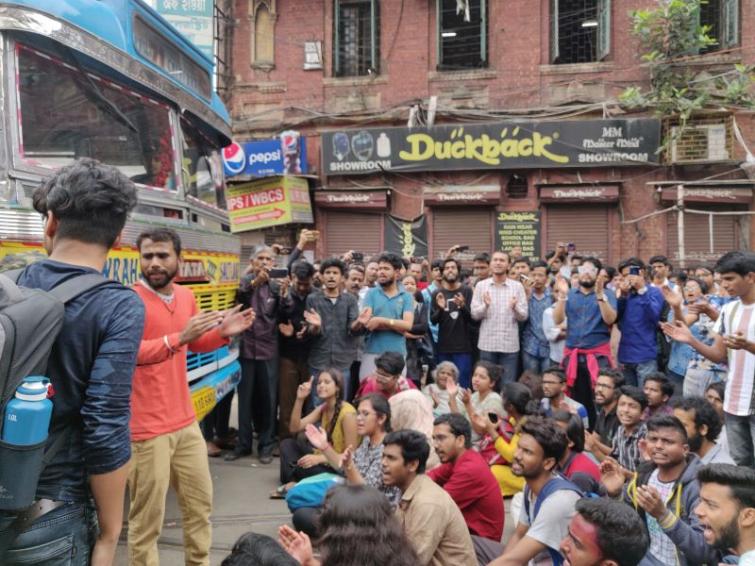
[605,385,648,472]
[540,367,589,429]
[273,369,357,498]
[356,351,417,399]
[390,389,441,471]
[585,369,624,463]
[672,397,735,465]
[451,361,505,445]
[428,413,504,542]
[642,373,674,421]
[221,532,298,566]
[423,361,462,417]
[552,411,600,493]
[601,415,717,566]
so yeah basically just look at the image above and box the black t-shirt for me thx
[594,405,620,445]
[430,286,474,353]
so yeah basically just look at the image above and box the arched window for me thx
[252,1,275,68]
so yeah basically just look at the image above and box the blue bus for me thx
[0,0,242,420]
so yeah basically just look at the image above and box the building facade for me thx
[225,0,754,268]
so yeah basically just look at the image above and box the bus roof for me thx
[1,0,231,132]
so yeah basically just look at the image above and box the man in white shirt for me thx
[663,251,755,467]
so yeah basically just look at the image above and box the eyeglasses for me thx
[577,266,598,276]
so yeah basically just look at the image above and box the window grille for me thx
[551,0,610,64]
[334,0,379,77]
[437,0,487,70]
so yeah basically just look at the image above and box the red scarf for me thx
[562,342,615,391]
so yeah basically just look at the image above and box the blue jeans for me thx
[725,412,755,467]
[437,353,473,389]
[522,352,552,375]
[238,358,279,456]
[0,503,97,565]
[479,351,519,389]
[621,359,658,387]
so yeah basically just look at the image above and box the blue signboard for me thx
[222,133,308,178]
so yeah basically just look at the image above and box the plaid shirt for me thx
[471,277,528,353]
[611,423,647,472]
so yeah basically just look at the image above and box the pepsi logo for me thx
[223,142,246,175]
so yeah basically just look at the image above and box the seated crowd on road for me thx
[3,161,755,566]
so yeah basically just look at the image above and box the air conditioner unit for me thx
[669,123,730,163]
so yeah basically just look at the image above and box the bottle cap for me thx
[16,376,50,402]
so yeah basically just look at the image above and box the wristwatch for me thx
[596,294,607,302]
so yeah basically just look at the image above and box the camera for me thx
[629,265,641,276]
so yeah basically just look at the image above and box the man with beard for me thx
[129,229,255,564]
[485,417,581,566]
[471,251,528,388]
[554,257,617,427]
[428,413,504,542]
[585,369,624,461]
[696,464,755,565]
[673,397,735,465]
[345,264,365,297]
[305,258,365,401]
[358,252,414,381]
[601,415,717,566]
[431,258,475,388]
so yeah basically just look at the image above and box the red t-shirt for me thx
[562,451,601,483]
[355,375,417,399]
[427,449,504,542]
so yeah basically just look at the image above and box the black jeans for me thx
[279,435,333,484]
[237,358,278,456]
[201,390,233,442]
[571,354,611,430]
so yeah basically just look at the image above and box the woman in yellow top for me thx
[470,382,539,496]
[272,369,357,498]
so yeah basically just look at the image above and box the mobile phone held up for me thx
[456,245,470,252]
[629,265,641,276]
[269,268,289,279]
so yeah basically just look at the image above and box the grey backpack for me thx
[0,269,108,511]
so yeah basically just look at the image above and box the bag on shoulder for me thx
[0,269,108,511]
[285,473,344,512]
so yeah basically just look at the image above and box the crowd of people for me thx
[1,159,754,566]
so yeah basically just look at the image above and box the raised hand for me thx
[600,457,625,496]
[296,377,313,401]
[218,305,255,338]
[661,284,681,308]
[179,311,224,345]
[724,332,749,351]
[304,423,329,451]
[279,321,295,337]
[453,292,466,308]
[278,525,315,565]
[636,485,667,519]
[596,273,605,295]
[445,380,459,397]
[554,277,569,296]
[436,292,447,310]
[356,307,372,326]
[339,445,355,472]
[483,291,492,306]
[661,320,693,344]
[460,388,472,405]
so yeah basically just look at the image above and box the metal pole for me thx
[677,184,685,268]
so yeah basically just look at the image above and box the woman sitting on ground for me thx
[292,394,401,537]
[471,382,539,496]
[422,361,462,417]
[279,485,418,566]
[447,361,504,446]
[273,369,357,498]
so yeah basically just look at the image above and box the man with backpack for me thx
[485,416,582,566]
[0,159,145,565]
[600,415,717,566]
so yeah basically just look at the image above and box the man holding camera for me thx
[616,258,665,387]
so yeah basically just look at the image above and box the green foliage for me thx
[620,0,754,149]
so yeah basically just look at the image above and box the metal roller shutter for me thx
[667,205,745,266]
[324,211,383,257]
[432,208,493,261]
[545,205,610,261]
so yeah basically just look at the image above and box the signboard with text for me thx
[222,133,308,178]
[384,216,428,259]
[321,119,661,175]
[145,0,214,60]
[495,212,541,260]
[226,177,313,233]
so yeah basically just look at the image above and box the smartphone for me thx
[352,251,364,262]
[457,245,470,252]
[629,265,641,276]
[269,268,289,278]
[488,413,499,424]
[567,242,576,252]
[520,274,532,283]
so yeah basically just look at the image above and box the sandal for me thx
[269,485,288,499]
[206,441,222,458]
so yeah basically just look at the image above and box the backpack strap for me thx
[2,269,22,283]
[49,273,109,304]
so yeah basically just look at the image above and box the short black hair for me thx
[376,251,404,271]
[442,257,461,272]
[603,266,617,279]
[698,464,755,509]
[384,429,430,474]
[530,260,548,271]
[512,257,530,267]
[619,385,648,410]
[33,158,137,249]
[553,410,585,453]
[543,366,566,383]
[137,228,182,256]
[714,251,755,277]
[473,252,490,263]
[646,415,688,442]
[291,260,315,280]
[649,255,672,268]
[644,373,674,399]
[320,257,346,275]
[474,361,502,385]
[431,259,444,270]
[580,256,603,271]
[356,393,392,432]
[618,257,646,273]
[375,351,405,376]
[706,381,726,403]
[221,532,298,566]
[672,397,722,442]
[574,498,649,566]
[519,416,568,464]
[597,368,625,389]
[433,413,472,448]
[504,382,539,415]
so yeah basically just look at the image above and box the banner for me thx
[144,0,214,60]
[321,119,661,175]
[384,216,428,259]
[222,132,308,178]
[495,211,541,260]
[226,176,313,233]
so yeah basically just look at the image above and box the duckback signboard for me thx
[321,119,660,175]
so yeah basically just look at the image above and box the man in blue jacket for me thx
[616,258,665,386]
[601,415,717,566]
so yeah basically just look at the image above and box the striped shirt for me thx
[714,300,755,416]
[611,423,647,472]
[471,277,528,353]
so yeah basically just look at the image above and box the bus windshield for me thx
[17,45,176,191]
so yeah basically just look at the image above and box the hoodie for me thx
[622,454,717,566]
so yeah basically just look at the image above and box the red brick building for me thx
[224,0,754,269]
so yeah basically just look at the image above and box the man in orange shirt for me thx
[128,228,254,566]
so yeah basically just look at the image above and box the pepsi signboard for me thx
[222,133,308,178]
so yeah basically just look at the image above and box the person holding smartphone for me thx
[615,258,665,387]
